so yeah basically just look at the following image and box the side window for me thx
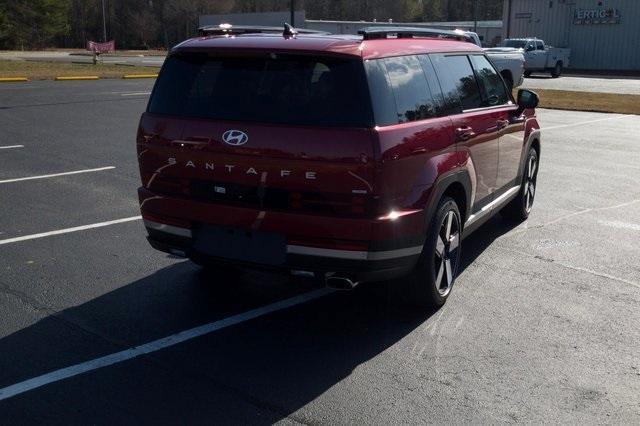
[469,55,509,107]
[430,54,483,112]
[363,59,398,126]
[382,55,438,123]
[536,41,544,50]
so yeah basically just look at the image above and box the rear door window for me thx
[382,55,439,123]
[536,41,544,50]
[430,54,483,112]
[148,53,373,128]
[469,55,510,107]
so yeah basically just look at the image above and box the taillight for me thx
[287,192,378,218]
[149,176,190,196]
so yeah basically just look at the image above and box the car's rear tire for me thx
[551,62,563,78]
[393,197,462,310]
[501,148,538,221]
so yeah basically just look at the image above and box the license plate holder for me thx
[193,225,286,266]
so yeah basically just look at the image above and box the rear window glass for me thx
[148,53,373,127]
[502,40,527,49]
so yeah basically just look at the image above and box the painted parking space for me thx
[0,78,639,423]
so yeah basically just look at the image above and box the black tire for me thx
[501,148,538,221]
[394,197,462,310]
[551,62,563,78]
[524,70,532,78]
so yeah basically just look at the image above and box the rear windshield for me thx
[148,52,373,128]
[501,40,527,49]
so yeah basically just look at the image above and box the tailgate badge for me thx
[214,186,226,194]
[222,130,248,146]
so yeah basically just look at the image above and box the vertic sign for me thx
[574,8,621,25]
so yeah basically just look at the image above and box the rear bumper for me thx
[140,185,426,282]
[145,219,419,282]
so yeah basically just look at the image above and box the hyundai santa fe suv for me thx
[137,26,541,308]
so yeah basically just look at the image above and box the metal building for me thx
[503,0,640,71]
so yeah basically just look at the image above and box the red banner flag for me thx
[87,40,115,54]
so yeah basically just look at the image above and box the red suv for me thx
[137,26,540,308]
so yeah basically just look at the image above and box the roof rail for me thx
[358,26,472,42]
[197,24,329,37]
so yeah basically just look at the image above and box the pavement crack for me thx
[0,282,52,315]
[0,281,131,350]
[508,198,640,235]
[492,246,640,290]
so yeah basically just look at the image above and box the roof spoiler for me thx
[358,26,473,43]
[197,23,329,37]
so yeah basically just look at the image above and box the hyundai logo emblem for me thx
[222,130,249,146]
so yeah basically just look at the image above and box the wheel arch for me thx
[423,170,472,230]
[517,129,541,182]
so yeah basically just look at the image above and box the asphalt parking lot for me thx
[1,80,639,424]
[522,74,640,95]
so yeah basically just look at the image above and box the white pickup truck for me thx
[501,38,571,78]
[460,31,525,90]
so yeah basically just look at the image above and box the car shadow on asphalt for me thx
[0,216,518,422]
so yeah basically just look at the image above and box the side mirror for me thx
[525,45,535,52]
[515,89,539,115]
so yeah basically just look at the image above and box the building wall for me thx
[305,20,504,46]
[503,0,640,70]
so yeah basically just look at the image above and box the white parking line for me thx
[0,288,333,401]
[0,216,142,246]
[120,92,151,96]
[0,145,24,150]
[541,114,633,131]
[0,166,115,184]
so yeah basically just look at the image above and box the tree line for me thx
[0,0,503,50]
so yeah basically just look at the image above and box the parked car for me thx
[501,38,571,78]
[137,26,541,309]
[458,30,525,90]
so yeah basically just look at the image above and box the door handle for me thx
[496,119,509,130]
[455,126,476,141]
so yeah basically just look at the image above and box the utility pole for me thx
[101,0,107,42]
[290,0,295,26]
[473,0,479,33]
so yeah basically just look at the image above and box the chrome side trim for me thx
[144,219,192,238]
[286,245,423,261]
[465,185,520,228]
[462,102,515,114]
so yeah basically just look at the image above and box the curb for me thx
[122,74,158,79]
[0,77,28,82]
[55,76,100,81]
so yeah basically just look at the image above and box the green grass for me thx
[0,60,157,80]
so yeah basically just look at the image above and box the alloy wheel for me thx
[433,210,460,297]
[524,154,537,213]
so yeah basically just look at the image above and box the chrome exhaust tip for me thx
[326,275,359,290]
